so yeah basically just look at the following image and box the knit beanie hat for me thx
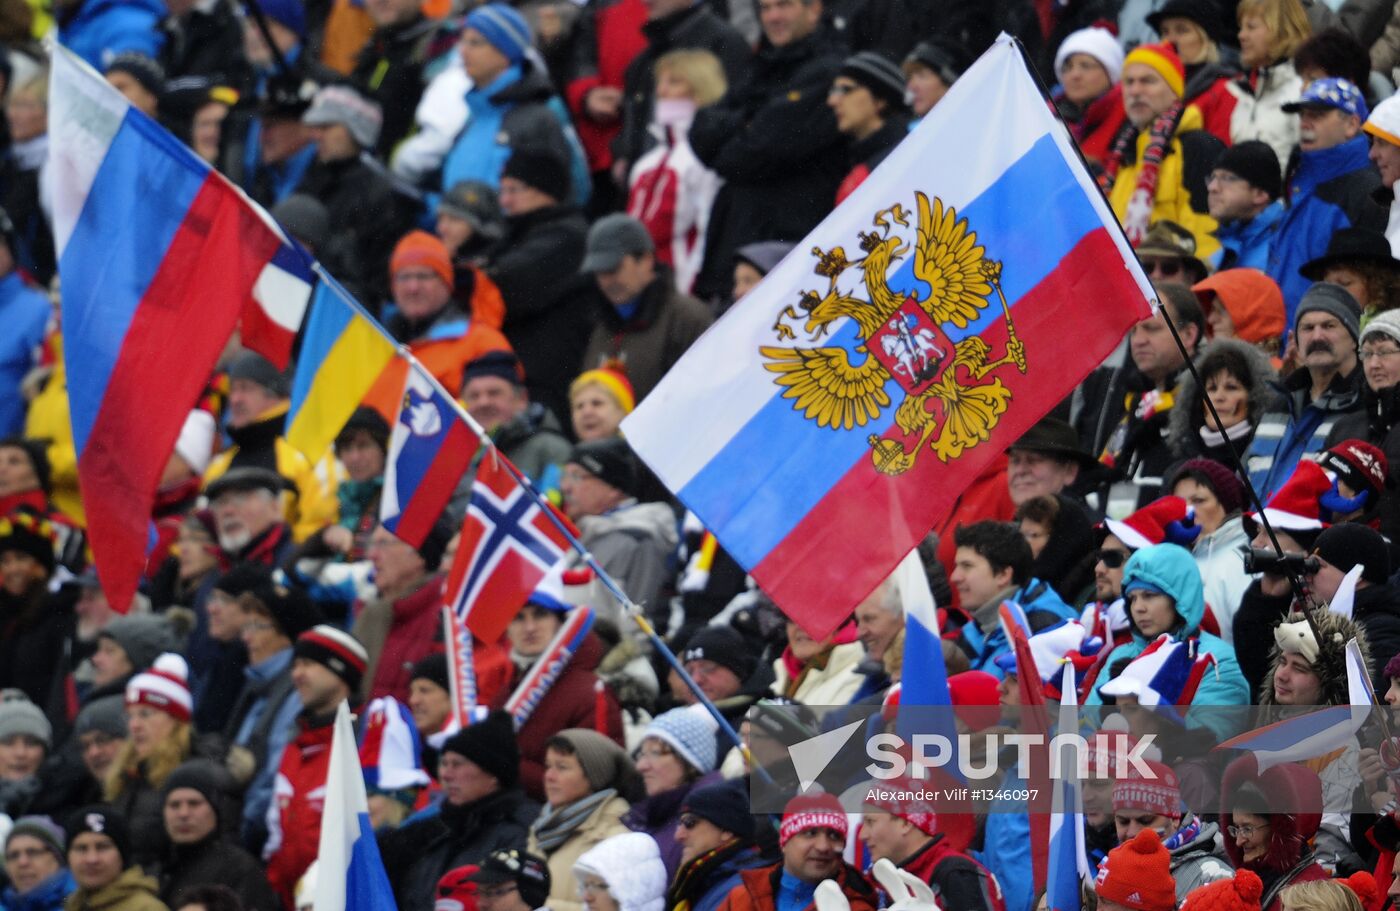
[411,653,450,694]
[1123,42,1185,97]
[295,625,369,692]
[0,440,50,496]
[1168,458,1246,515]
[571,365,636,414]
[6,816,65,864]
[336,406,391,454]
[682,779,755,840]
[463,350,525,387]
[162,759,234,826]
[679,625,757,683]
[0,509,56,574]
[1340,872,1380,911]
[502,148,571,204]
[947,670,1002,732]
[67,806,132,866]
[442,709,520,787]
[568,437,640,498]
[302,84,383,150]
[213,563,274,601]
[75,695,128,739]
[1362,308,1400,347]
[464,4,532,65]
[259,583,323,641]
[643,705,718,775]
[391,230,454,289]
[1094,829,1176,911]
[105,53,165,99]
[226,351,291,398]
[779,793,848,847]
[1055,26,1124,83]
[256,0,306,36]
[0,690,51,749]
[1311,522,1391,585]
[125,653,193,723]
[837,51,909,111]
[1294,282,1362,342]
[1180,869,1263,911]
[271,193,329,251]
[99,614,179,674]
[1111,759,1181,819]
[1319,439,1390,500]
[1213,140,1283,200]
[551,729,641,796]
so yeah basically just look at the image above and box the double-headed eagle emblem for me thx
[761,192,1027,476]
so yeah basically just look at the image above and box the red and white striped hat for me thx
[295,624,369,690]
[125,653,192,722]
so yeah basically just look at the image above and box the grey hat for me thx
[97,614,179,673]
[838,50,909,110]
[1361,308,1400,347]
[227,351,291,398]
[271,194,330,252]
[6,816,65,863]
[0,691,50,749]
[581,214,655,274]
[439,181,505,242]
[1295,281,1362,342]
[302,84,383,150]
[204,466,288,502]
[735,241,794,276]
[74,695,128,739]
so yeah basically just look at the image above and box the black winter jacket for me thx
[158,834,281,911]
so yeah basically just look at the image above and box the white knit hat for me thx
[642,704,717,775]
[125,653,193,722]
[1055,27,1125,84]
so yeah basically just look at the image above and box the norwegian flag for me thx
[445,452,575,642]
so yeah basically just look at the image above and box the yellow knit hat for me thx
[570,363,636,414]
[1123,42,1185,98]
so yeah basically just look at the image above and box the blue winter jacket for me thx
[1244,366,1363,500]
[59,0,165,69]
[1214,200,1283,272]
[0,869,76,911]
[954,578,1078,680]
[0,271,50,437]
[1087,543,1250,708]
[1267,136,1385,330]
[693,845,769,911]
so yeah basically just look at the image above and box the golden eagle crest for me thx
[762,192,1027,476]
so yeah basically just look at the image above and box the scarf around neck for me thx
[1100,100,1186,243]
[531,788,617,853]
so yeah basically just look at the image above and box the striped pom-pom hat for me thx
[295,625,369,691]
[125,653,193,722]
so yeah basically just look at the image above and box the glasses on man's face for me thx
[1095,549,1129,569]
[1139,257,1182,278]
[679,813,701,829]
[828,82,859,97]
[1207,171,1246,186]
[479,884,518,900]
[1227,823,1268,839]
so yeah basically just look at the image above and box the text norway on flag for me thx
[623,36,1155,640]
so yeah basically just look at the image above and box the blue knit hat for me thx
[642,705,718,775]
[248,0,306,38]
[464,4,532,65]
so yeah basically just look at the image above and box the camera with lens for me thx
[1241,547,1320,576]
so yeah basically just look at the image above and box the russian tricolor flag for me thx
[49,45,310,611]
[622,35,1155,638]
[314,701,397,911]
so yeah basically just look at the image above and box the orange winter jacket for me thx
[714,863,877,911]
[1192,268,1286,353]
[363,309,512,420]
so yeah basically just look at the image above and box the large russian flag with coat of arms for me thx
[623,35,1156,639]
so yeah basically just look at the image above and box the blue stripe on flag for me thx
[1219,707,1354,753]
[288,282,354,423]
[62,111,206,455]
[677,133,1102,568]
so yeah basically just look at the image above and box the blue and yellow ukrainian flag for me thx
[286,278,397,458]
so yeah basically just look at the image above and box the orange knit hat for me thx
[571,363,636,414]
[1094,829,1176,911]
[1124,42,1185,97]
[391,230,454,290]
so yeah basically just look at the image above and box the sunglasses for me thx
[679,813,701,829]
[1095,549,1129,569]
[1139,257,1182,277]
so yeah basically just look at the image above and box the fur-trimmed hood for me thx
[1258,607,1371,706]
[1220,754,1322,872]
[1169,338,1278,451]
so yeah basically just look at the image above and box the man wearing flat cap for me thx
[562,438,678,628]
[202,351,339,542]
[204,467,295,569]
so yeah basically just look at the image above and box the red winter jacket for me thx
[365,576,445,704]
[491,631,624,800]
[1220,756,1329,911]
[932,453,1016,615]
[265,713,337,909]
[896,833,1005,911]
[565,0,648,172]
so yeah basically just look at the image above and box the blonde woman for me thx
[1229,0,1312,169]
[626,50,727,296]
[1146,1,1238,142]
[1280,880,1364,911]
[104,654,202,869]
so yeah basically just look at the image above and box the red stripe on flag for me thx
[395,419,479,547]
[80,177,280,613]
[753,229,1146,639]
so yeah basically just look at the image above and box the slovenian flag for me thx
[621,34,1154,638]
[49,44,309,612]
[380,363,481,547]
[314,701,397,911]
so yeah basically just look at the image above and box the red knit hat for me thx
[1112,759,1181,819]
[1102,496,1198,550]
[1179,868,1262,911]
[1341,872,1381,911]
[125,653,193,723]
[1123,42,1185,97]
[779,793,848,847]
[948,671,1001,732]
[391,230,454,289]
[1094,829,1176,911]
[862,774,937,837]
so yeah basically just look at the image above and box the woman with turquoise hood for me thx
[1087,543,1251,706]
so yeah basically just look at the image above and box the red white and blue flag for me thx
[49,44,310,611]
[380,363,480,548]
[1046,664,1091,911]
[314,702,397,911]
[622,35,1154,638]
[444,453,572,643]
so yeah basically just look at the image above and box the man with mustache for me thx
[1245,283,1364,499]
